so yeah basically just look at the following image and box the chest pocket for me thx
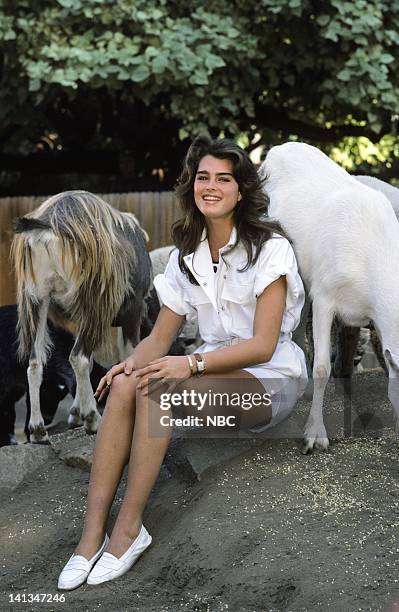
[184,284,211,307]
[221,282,254,329]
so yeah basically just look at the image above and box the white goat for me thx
[260,142,399,451]
[355,175,399,220]
[149,245,199,343]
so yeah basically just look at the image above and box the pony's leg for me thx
[27,298,50,443]
[69,341,101,434]
[303,297,334,453]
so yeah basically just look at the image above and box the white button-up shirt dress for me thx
[154,228,308,428]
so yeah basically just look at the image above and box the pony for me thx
[12,190,152,443]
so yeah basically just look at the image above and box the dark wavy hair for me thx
[172,135,287,283]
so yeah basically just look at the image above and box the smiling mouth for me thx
[202,196,222,202]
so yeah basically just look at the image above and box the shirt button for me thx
[203,282,207,286]
[223,275,227,279]
[221,306,224,310]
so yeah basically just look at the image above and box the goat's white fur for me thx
[260,142,399,450]
[149,245,199,341]
[355,175,399,221]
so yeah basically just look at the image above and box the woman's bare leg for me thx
[105,370,268,557]
[105,387,172,557]
[73,373,139,559]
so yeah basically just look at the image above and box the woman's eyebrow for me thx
[196,170,234,176]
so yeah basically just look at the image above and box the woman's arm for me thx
[197,275,287,373]
[95,306,186,400]
[134,276,287,394]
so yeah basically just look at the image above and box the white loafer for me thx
[87,525,152,585]
[58,534,109,590]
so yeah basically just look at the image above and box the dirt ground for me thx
[1,371,399,612]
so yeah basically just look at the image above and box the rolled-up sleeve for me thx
[153,249,195,318]
[253,236,305,312]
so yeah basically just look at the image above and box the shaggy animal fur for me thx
[12,190,152,443]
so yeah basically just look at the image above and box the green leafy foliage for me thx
[0,0,398,174]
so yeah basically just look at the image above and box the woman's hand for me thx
[94,354,137,402]
[134,356,192,396]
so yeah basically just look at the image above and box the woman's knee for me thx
[107,372,138,407]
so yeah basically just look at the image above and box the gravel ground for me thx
[1,370,398,612]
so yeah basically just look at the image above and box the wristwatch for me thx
[193,353,206,375]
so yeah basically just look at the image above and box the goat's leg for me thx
[27,298,50,443]
[385,349,399,433]
[117,327,134,362]
[333,325,360,437]
[303,299,333,453]
[120,297,147,352]
[333,325,359,380]
[371,327,388,376]
[69,342,101,434]
[293,295,313,400]
[293,294,311,364]
[68,389,83,428]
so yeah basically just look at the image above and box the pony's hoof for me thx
[83,410,101,435]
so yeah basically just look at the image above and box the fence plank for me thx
[0,191,181,306]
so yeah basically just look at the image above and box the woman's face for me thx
[194,155,241,221]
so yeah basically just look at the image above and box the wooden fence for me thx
[0,192,180,306]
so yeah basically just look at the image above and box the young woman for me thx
[57,135,307,589]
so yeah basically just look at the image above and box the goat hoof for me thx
[68,413,83,429]
[83,410,101,435]
[29,423,50,444]
[302,434,329,453]
[315,438,329,450]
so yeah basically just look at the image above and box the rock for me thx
[168,437,262,481]
[0,444,54,493]
[50,427,96,472]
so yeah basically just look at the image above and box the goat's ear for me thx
[384,348,399,372]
